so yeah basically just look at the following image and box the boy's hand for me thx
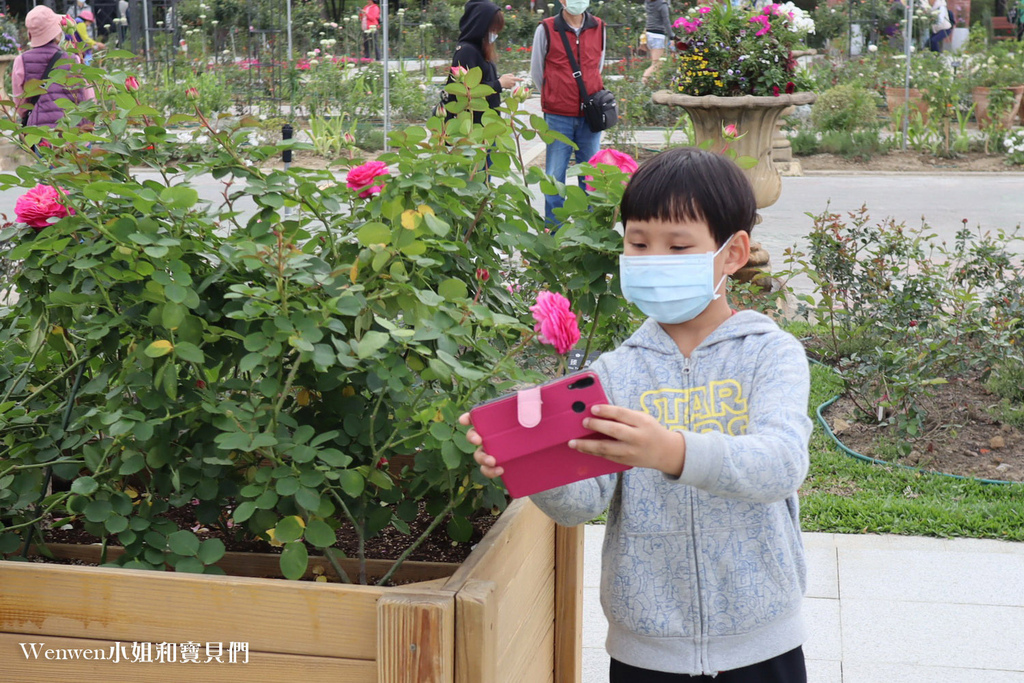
[458,412,504,479]
[570,405,686,477]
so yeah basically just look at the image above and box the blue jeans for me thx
[544,113,602,226]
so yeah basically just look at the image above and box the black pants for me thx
[610,646,806,683]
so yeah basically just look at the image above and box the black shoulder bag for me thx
[21,50,64,127]
[554,17,617,133]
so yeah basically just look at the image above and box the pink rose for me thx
[125,76,140,92]
[15,184,74,231]
[451,65,468,78]
[530,291,580,355]
[585,149,638,190]
[698,5,712,12]
[346,161,389,198]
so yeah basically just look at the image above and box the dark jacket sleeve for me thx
[451,43,502,113]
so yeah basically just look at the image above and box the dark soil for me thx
[798,150,1024,173]
[38,501,499,579]
[822,375,1024,482]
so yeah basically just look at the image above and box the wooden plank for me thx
[454,580,497,683]
[496,566,554,672]
[554,524,584,683]
[34,543,459,585]
[0,632,376,683]
[503,622,552,683]
[0,561,384,660]
[501,619,555,683]
[443,498,549,590]
[377,591,455,683]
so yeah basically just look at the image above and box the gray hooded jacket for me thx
[531,311,811,675]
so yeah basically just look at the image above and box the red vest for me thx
[541,13,605,118]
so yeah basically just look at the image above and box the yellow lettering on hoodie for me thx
[639,380,749,435]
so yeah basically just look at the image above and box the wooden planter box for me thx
[0,499,583,683]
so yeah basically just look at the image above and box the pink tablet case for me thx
[469,371,631,498]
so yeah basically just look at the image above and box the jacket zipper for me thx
[682,354,708,673]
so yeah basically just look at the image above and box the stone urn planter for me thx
[972,85,1024,129]
[651,91,817,284]
[0,498,583,683]
[884,87,930,125]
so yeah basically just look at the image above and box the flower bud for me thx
[185,87,199,100]
[125,76,140,92]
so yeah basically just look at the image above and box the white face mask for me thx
[488,32,498,43]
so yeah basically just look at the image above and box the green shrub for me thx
[817,130,891,159]
[811,84,881,132]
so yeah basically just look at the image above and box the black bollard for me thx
[282,124,293,166]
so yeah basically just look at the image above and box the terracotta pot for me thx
[884,87,929,126]
[651,91,817,209]
[973,85,1024,129]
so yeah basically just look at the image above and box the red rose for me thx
[530,291,581,355]
[15,184,74,231]
[785,82,795,94]
[345,161,389,199]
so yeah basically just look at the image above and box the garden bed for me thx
[823,375,1024,483]
[799,150,1024,173]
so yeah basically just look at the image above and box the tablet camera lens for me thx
[572,401,586,413]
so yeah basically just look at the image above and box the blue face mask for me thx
[564,0,590,15]
[619,236,734,325]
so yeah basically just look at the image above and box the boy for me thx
[461,147,812,681]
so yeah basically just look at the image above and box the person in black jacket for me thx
[444,0,521,124]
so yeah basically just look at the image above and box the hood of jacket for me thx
[621,311,784,358]
[458,0,500,45]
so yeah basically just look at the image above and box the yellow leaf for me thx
[349,261,359,283]
[417,204,435,217]
[341,386,355,397]
[288,515,306,529]
[315,575,328,583]
[433,409,443,422]
[265,529,285,547]
[297,388,311,406]
[144,340,174,358]
[51,325,64,336]
[400,209,421,230]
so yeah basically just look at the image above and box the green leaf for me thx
[438,278,469,301]
[84,500,113,523]
[173,341,205,363]
[104,515,129,534]
[336,470,365,497]
[357,221,391,246]
[162,302,187,330]
[233,501,256,523]
[276,477,301,496]
[167,530,201,556]
[295,486,321,513]
[356,331,390,359]
[274,516,305,544]
[280,541,309,580]
[198,538,226,565]
[304,519,336,548]
[175,557,205,573]
[160,186,199,210]
[71,476,99,496]
[447,515,473,543]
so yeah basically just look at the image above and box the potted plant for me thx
[0,60,616,681]
[651,2,817,209]
[966,47,1024,129]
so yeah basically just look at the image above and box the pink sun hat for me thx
[79,10,95,22]
[25,5,64,47]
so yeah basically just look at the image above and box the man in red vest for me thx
[530,0,607,225]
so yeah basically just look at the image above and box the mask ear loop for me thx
[710,234,737,301]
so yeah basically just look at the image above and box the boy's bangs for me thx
[623,186,706,226]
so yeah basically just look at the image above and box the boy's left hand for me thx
[570,404,686,477]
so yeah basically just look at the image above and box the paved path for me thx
[583,525,1024,683]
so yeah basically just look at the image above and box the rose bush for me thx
[0,60,639,583]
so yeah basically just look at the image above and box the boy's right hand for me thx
[458,412,504,479]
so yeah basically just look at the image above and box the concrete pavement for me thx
[582,525,1024,683]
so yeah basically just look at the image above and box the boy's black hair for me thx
[619,147,758,246]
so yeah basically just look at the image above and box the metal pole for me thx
[382,0,390,152]
[287,0,293,64]
[143,0,152,60]
[903,0,913,150]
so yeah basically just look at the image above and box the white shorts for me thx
[646,32,668,50]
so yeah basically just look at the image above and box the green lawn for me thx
[801,364,1024,541]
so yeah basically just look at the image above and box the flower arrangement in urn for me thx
[672,1,815,97]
